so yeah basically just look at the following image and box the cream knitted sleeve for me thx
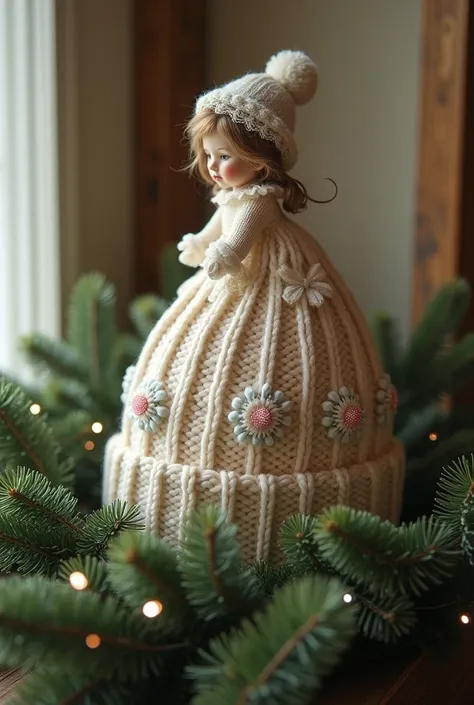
[177,208,222,267]
[203,198,274,280]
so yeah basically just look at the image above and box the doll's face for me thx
[202,131,259,189]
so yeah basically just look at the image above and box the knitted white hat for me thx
[195,50,318,169]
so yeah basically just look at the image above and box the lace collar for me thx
[211,182,284,206]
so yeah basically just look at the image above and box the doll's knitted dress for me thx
[103,183,404,563]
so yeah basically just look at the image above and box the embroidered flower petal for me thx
[321,386,364,443]
[229,384,293,446]
[306,289,326,308]
[282,284,305,306]
[129,378,169,433]
[306,263,324,281]
[277,265,303,286]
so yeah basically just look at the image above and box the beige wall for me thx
[56,0,133,328]
[56,0,422,334]
[207,0,422,334]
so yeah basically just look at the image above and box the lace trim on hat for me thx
[211,182,285,206]
[196,89,297,169]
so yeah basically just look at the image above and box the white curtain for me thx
[0,0,60,380]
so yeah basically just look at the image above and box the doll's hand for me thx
[203,240,242,280]
[177,233,207,268]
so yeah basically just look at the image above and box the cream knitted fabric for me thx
[103,184,405,563]
[195,50,318,169]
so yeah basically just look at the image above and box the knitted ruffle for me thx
[211,183,285,207]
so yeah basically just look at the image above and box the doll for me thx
[103,50,404,563]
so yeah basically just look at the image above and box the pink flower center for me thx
[250,406,273,431]
[342,403,363,430]
[131,394,149,416]
[390,386,398,412]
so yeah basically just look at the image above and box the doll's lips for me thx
[212,174,222,181]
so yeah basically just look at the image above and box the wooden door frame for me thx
[133,0,206,297]
[413,0,473,329]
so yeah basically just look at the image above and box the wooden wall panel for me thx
[134,0,206,296]
[412,0,469,323]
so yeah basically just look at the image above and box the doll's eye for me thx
[220,155,230,161]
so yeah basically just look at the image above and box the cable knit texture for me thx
[103,183,405,563]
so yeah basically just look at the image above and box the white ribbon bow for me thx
[278,263,333,307]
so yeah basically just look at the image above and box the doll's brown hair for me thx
[183,109,334,214]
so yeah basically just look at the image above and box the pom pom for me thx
[265,50,318,105]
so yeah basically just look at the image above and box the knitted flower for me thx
[278,263,333,308]
[121,364,136,404]
[321,387,364,443]
[375,374,398,424]
[128,378,169,432]
[228,383,292,446]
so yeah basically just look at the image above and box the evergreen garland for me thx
[0,274,473,702]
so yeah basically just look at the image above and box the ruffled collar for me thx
[211,182,284,206]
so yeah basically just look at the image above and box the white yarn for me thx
[265,50,318,105]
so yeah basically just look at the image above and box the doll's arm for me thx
[203,199,273,280]
[177,208,222,268]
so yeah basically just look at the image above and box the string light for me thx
[91,422,103,434]
[429,432,438,441]
[84,441,95,451]
[343,593,353,604]
[85,634,101,649]
[460,613,471,625]
[69,572,88,591]
[142,600,163,618]
[29,404,41,415]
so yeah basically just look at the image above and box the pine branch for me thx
[248,561,296,597]
[370,311,403,385]
[313,507,459,596]
[48,411,94,452]
[189,575,358,705]
[406,429,474,478]
[0,468,82,535]
[0,378,73,487]
[434,455,474,530]
[20,333,89,384]
[0,514,74,576]
[58,555,110,595]
[77,501,144,558]
[396,402,447,448]
[107,530,190,633]
[8,669,138,705]
[354,589,417,643]
[460,492,474,567]
[129,294,170,340]
[179,506,261,621]
[428,333,474,396]
[67,272,118,389]
[279,514,333,574]
[402,278,471,386]
[0,576,185,678]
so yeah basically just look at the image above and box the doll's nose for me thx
[209,157,218,172]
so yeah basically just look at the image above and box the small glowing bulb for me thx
[142,600,163,618]
[69,571,88,591]
[84,440,95,451]
[30,403,41,415]
[460,613,471,625]
[91,422,103,434]
[85,633,101,649]
[429,433,438,441]
[343,593,353,604]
